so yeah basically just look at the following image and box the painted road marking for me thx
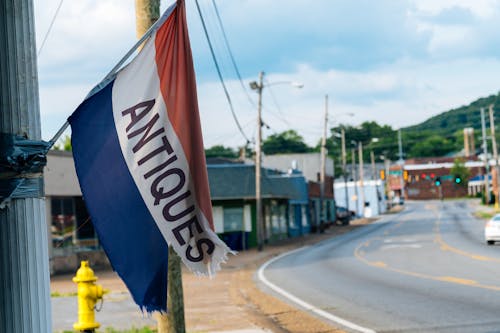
[354,242,500,292]
[434,210,500,263]
[381,244,422,250]
[438,276,478,286]
[354,203,500,292]
[258,247,377,333]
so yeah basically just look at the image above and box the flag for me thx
[68,0,231,312]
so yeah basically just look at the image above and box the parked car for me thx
[336,206,356,225]
[485,214,500,245]
[392,196,404,205]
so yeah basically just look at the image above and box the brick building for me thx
[403,157,485,200]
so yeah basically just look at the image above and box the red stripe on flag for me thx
[154,0,214,230]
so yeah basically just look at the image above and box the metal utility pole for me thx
[255,71,264,251]
[397,130,405,200]
[383,156,391,207]
[135,2,185,332]
[489,104,499,209]
[371,150,381,215]
[358,143,365,217]
[481,107,491,205]
[370,151,376,180]
[341,129,349,217]
[319,94,328,233]
[0,1,52,332]
[351,148,359,216]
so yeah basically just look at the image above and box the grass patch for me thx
[55,327,157,333]
[102,327,157,333]
[475,211,495,220]
[51,291,77,297]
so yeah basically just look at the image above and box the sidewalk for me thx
[51,219,374,333]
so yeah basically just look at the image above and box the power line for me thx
[210,0,256,109]
[37,0,65,56]
[195,0,250,144]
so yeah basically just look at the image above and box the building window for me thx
[270,200,287,237]
[51,197,75,248]
[223,207,244,232]
[289,205,296,229]
[51,197,98,253]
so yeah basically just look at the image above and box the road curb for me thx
[257,246,377,333]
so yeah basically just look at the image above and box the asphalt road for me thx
[260,200,500,333]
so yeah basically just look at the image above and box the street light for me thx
[249,71,303,251]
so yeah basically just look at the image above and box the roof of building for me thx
[207,164,308,203]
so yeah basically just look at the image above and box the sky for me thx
[34,0,500,150]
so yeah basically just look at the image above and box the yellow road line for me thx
[437,276,477,286]
[354,242,500,292]
[434,212,500,263]
[353,203,500,292]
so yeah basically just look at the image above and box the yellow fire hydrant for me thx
[73,260,104,332]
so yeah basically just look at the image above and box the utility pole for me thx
[0,1,52,332]
[135,0,160,44]
[341,129,349,219]
[397,130,405,200]
[135,2,185,332]
[255,71,264,250]
[351,148,359,216]
[481,107,491,205]
[358,143,365,217]
[383,156,391,208]
[371,150,381,215]
[489,104,499,210]
[319,94,328,233]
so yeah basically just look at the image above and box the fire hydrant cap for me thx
[73,260,98,283]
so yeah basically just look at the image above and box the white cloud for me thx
[34,0,500,152]
[196,57,500,149]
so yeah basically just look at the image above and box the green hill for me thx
[403,92,500,137]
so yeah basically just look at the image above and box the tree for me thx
[53,135,72,151]
[262,130,311,155]
[450,158,470,187]
[204,145,238,158]
[407,134,455,158]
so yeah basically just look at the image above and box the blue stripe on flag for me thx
[69,81,168,312]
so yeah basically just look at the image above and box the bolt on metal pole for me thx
[0,1,52,332]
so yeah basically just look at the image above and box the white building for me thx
[334,180,386,217]
[261,152,334,181]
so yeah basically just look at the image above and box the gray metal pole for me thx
[0,1,52,332]
[371,150,381,215]
[358,143,365,217]
[351,148,359,216]
[256,71,264,251]
[489,104,500,209]
[398,129,405,199]
[341,129,349,218]
[319,94,328,232]
[481,107,491,204]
